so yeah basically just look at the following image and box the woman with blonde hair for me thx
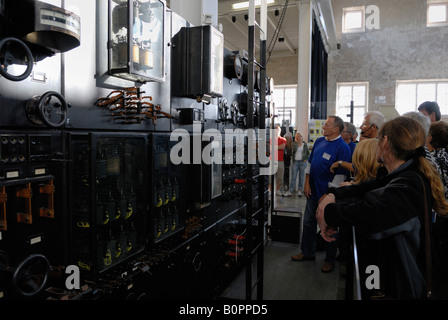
[288,131,310,197]
[316,116,448,299]
[339,138,382,186]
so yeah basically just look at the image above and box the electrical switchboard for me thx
[0,1,270,301]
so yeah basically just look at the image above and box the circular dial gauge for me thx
[233,54,243,80]
[225,53,244,80]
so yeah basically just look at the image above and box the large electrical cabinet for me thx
[150,133,185,243]
[0,0,270,301]
[67,132,148,280]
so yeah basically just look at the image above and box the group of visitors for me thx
[273,101,448,299]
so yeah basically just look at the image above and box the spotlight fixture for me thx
[274,9,279,16]
[244,14,248,21]
[232,16,236,23]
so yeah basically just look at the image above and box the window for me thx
[395,80,448,115]
[427,2,448,27]
[336,82,369,129]
[272,85,297,127]
[342,7,365,33]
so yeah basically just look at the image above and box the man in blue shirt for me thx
[291,116,352,273]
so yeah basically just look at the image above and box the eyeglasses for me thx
[361,122,378,129]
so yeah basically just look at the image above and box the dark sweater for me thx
[324,159,437,299]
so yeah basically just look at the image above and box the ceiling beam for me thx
[267,11,296,55]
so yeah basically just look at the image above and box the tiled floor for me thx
[221,191,346,300]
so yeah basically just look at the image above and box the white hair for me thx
[365,111,385,129]
[403,111,431,135]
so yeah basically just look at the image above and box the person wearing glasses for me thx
[359,111,385,141]
[317,116,448,299]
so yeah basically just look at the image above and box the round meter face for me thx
[234,54,243,80]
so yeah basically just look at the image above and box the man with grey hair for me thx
[359,111,385,141]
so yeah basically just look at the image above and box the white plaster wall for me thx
[327,0,448,116]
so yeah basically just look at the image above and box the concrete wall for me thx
[327,0,448,116]
[266,55,298,86]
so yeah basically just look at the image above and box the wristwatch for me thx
[338,160,343,167]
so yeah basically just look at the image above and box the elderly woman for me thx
[316,117,448,299]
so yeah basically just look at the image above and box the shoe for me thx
[321,262,335,273]
[284,191,292,197]
[297,191,303,197]
[291,253,315,261]
[276,190,283,196]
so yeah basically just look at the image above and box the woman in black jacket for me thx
[316,116,448,299]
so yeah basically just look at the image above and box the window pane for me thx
[437,83,448,115]
[428,5,447,23]
[353,107,365,128]
[273,89,284,108]
[345,11,363,29]
[336,106,364,128]
[396,83,416,115]
[337,86,352,106]
[337,82,368,127]
[396,80,448,116]
[352,85,366,106]
[337,107,350,122]
[284,88,296,107]
[417,83,436,106]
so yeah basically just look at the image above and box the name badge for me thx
[322,152,331,160]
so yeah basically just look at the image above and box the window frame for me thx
[342,6,365,33]
[427,2,448,27]
[395,79,448,116]
[336,82,369,129]
[272,84,298,127]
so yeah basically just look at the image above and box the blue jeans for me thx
[289,160,306,192]
[301,198,338,264]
